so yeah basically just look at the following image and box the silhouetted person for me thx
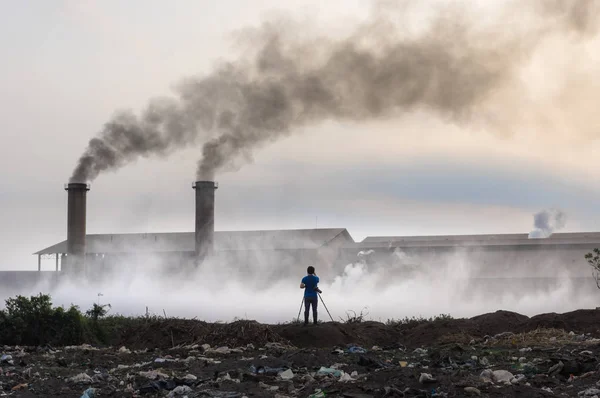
[300,266,320,325]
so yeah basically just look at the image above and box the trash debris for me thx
[419,373,436,383]
[1,354,13,364]
[492,370,515,384]
[579,387,600,396]
[80,388,96,398]
[279,369,294,380]
[168,385,193,397]
[348,346,367,354]
[11,383,27,391]
[0,309,598,397]
[464,386,481,396]
[69,373,94,383]
[317,367,343,377]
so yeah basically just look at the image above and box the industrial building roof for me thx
[34,228,352,255]
[356,232,600,248]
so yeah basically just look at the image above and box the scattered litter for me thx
[317,367,343,377]
[419,373,436,383]
[464,387,481,396]
[139,369,169,379]
[348,346,367,354]
[80,388,95,398]
[579,388,600,397]
[279,369,294,380]
[11,383,27,391]
[69,373,93,383]
[168,385,193,397]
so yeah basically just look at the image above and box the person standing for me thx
[300,266,320,326]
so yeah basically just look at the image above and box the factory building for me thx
[33,228,354,281]
[4,180,600,297]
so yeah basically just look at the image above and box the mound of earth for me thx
[110,308,600,350]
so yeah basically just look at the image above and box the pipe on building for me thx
[192,181,218,262]
[64,182,90,274]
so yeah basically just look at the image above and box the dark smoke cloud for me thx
[70,0,599,183]
[528,208,567,239]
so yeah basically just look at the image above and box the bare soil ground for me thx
[3,308,600,397]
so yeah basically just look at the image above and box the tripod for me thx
[296,293,334,323]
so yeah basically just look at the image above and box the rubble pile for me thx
[1,309,600,397]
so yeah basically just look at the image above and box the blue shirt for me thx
[302,274,320,298]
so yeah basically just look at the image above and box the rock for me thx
[519,347,532,353]
[542,387,553,393]
[118,346,131,354]
[419,373,436,383]
[518,357,527,363]
[184,374,197,381]
[464,387,481,396]
[340,372,354,382]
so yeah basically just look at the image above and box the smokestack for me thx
[64,182,90,274]
[192,181,218,262]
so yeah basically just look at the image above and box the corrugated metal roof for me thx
[356,232,600,248]
[34,228,350,255]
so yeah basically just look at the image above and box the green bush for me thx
[0,293,87,346]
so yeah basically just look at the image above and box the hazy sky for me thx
[2,0,600,271]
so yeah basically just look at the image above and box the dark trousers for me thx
[304,296,318,324]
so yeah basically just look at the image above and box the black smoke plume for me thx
[69,0,600,183]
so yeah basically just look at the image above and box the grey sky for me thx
[1,0,600,271]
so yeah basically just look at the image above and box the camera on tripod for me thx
[314,286,322,294]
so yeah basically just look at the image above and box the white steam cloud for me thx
[528,208,567,238]
[5,243,595,323]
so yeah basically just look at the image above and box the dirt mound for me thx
[204,320,288,347]
[275,321,398,348]
[526,309,600,334]
[113,319,287,349]
[111,308,600,350]
[470,310,530,335]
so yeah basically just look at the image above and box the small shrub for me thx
[86,303,111,322]
[341,307,370,324]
